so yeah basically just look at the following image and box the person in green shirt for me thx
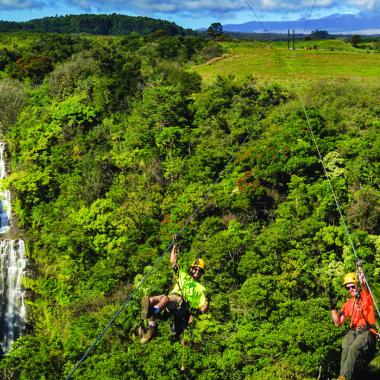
[140,242,209,343]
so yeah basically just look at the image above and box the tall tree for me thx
[207,22,223,38]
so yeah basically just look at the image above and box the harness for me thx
[166,239,190,319]
[349,288,378,337]
[170,265,190,313]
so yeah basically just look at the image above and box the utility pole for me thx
[288,30,290,50]
[292,29,295,50]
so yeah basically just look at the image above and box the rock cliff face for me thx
[0,142,27,354]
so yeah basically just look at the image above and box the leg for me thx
[149,295,169,311]
[351,331,376,372]
[140,295,170,344]
[340,330,376,380]
[166,296,189,339]
[166,295,190,321]
[141,294,168,320]
[340,330,356,380]
[170,314,189,338]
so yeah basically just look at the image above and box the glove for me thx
[172,263,179,273]
[329,296,337,310]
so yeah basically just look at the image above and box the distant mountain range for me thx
[223,11,380,35]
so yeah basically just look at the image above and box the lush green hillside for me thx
[0,14,191,36]
[193,40,380,86]
[0,33,379,379]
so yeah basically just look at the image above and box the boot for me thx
[141,296,153,320]
[140,325,156,344]
[137,325,145,339]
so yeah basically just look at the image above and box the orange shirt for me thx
[341,288,376,328]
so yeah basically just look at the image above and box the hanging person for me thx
[139,240,209,344]
[330,268,379,380]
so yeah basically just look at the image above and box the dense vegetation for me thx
[0,31,379,380]
[0,14,190,36]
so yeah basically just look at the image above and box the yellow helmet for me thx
[191,258,205,270]
[343,272,357,286]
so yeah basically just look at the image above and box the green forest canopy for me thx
[0,14,191,36]
[0,32,379,379]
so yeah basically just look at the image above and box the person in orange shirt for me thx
[330,271,378,380]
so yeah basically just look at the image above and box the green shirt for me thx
[170,270,207,310]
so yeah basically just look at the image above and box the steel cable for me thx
[297,91,380,322]
[66,84,272,379]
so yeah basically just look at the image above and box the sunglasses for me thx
[346,285,356,290]
[192,267,203,274]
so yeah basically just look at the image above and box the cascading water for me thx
[0,240,27,353]
[0,142,27,354]
[0,142,11,234]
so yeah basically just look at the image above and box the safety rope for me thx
[296,92,380,323]
[181,333,186,372]
[66,85,272,379]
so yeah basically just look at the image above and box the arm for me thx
[170,242,178,266]
[357,264,368,290]
[188,299,209,325]
[331,309,345,327]
[199,299,209,314]
[198,292,209,314]
[330,296,345,326]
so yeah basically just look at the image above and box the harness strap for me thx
[349,290,379,337]
[349,297,358,330]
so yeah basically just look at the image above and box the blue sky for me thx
[0,1,379,29]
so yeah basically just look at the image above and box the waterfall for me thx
[0,240,27,353]
[0,142,11,234]
[0,142,27,354]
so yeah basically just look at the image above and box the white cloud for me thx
[348,0,380,9]
[64,0,380,14]
[244,0,378,12]
[0,0,45,10]
[1,0,379,19]
[65,0,244,13]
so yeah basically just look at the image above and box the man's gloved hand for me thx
[172,263,179,273]
[329,296,337,310]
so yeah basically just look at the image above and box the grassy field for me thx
[192,41,380,87]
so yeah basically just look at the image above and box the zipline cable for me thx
[66,132,256,380]
[303,0,318,35]
[243,0,268,33]
[66,87,271,379]
[241,0,380,341]
[296,91,380,322]
[65,240,173,380]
